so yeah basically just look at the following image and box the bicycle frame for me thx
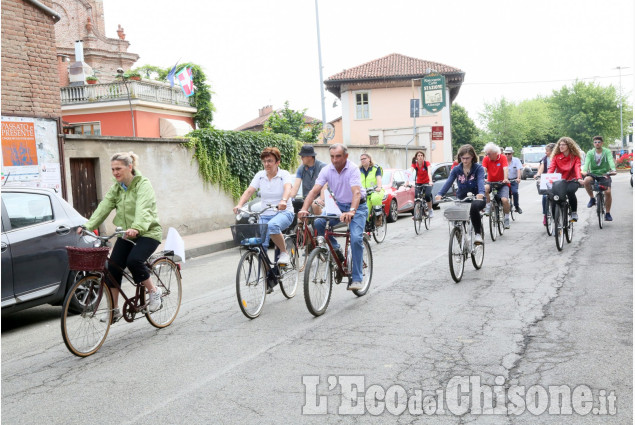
[306,215,352,277]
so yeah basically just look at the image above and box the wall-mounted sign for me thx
[421,74,447,113]
[410,99,420,118]
[431,126,444,140]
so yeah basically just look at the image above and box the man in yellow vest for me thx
[359,153,385,226]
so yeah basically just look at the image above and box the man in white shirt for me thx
[504,146,523,214]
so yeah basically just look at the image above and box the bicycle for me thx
[302,214,373,317]
[536,180,554,236]
[587,172,615,229]
[232,205,298,319]
[440,195,485,283]
[550,180,580,251]
[413,183,432,235]
[364,185,388,243]
[61,228,182,357]
[486,181,507,241]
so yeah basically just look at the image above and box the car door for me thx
[2,192,72,301]
[431,164,450,198]
[1,204,15,308]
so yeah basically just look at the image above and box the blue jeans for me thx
[259,210,294,249]
[510,181,520,209]
[314,202,368,282]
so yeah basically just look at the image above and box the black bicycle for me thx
[487,181,506,241]
[413,183,432,234]
[550,180,580,251]
[587,172,615,229]
[232,206,298,319]
[536,180,554,236]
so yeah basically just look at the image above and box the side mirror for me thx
[394,181,403,189]
[432,174,443,182]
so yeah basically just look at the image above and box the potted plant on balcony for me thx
[86,75,98,85]
[125,70,141,81]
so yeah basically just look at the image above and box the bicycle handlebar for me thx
[79,226,130,245]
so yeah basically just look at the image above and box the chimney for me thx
[68,40,93,86]
[259,105,273,117]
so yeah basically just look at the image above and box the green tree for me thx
[516,97,559,146]
[549,81,624,151]
[479,98,524,152]
[451,103,481,154]
[264,101,322,143]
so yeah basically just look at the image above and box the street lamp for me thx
[614,66,630,148]
[117,67,136,137]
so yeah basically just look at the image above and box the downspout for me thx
[24,0,62,23]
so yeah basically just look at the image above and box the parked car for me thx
[403,162,458,209]
[380,168,415,222]
[1,187,92,315]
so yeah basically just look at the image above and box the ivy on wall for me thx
[186,128,302,201]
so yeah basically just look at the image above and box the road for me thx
[2,174,632,424]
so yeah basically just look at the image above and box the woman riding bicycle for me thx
[409,150,433,217]
[548,137,584,222]
[79,152,163,321]
[359,153,385,226]
[233,147,294,266]
[435,144,486,245]
[534,143,555,226]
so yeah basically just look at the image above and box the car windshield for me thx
[382,170,392,185]
[523,153,543,163]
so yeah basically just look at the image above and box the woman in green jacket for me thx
[78,152,163,321]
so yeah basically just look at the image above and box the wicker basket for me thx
[66,246,110,271]
[230,223,268,246]
[443,204,471,221]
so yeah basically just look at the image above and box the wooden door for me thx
[70,158,98,219]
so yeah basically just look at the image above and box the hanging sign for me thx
[421,74,447,113]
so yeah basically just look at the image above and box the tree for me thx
[479,98,524,152]
[549,81,624,151]
[451,103,481,154]
[264,101,322,143]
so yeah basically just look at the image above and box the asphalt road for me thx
[2,174,632,424]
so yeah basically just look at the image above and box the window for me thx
[355,91,370,120]
[432,166,449,181]
[3,193,53,230]
[68,122,101,135]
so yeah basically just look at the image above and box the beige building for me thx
[325,53,465,163]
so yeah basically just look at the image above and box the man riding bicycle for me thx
[289,144,327,214]
[298,144,367,291]
[503,146,523,214]
[482,143,511,228]
[582,136,616,221]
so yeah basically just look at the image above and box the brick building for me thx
[1,0,62,118]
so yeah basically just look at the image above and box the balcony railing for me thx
[60,81,194,107]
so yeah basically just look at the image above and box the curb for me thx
[185,240,236,260]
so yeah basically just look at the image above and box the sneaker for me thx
[504,217,510,229]
[335,249,345,264]
[605,212,613,221]
[348,281,363,291]
[266,286,274,294]
[277,252,290,265]
[543,215,547,226]
[101,308,122,323]
[571,212,578,222]
[484,204,491,216]
[148,287,163,312]
[587,198,596,208]
[516,207,523,214]
[474,234,483,245]
[428,210,434,218]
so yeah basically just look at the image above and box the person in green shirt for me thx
[78,151,164,322]
[582,136,616,221]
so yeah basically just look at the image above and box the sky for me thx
[102,0,634,131]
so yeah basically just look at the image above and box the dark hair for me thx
[593,135,604,143]
[260,147,281,162]
[456,144,478,164]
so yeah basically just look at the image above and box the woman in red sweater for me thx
[548,137,584,221]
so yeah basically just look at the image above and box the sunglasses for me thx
[593,141,603,144]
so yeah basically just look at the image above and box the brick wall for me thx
[1,0,62,118]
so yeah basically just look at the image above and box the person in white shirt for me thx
[503,146,523,214]
[233,147,294,266]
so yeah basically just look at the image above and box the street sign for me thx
[431,126,444,140]
[410,99,420,118]
[421,74,446,113]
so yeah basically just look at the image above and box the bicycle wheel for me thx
[488,205,498,242]
[546,208,554,236]
[372,211,387,243]
[146,258,182,328]
[279,236,299,299]
[471,229,484,270]
[236,251,267,319]
[510,206,515,221]
[448,226,465,283]
[61,275,112,357]
[303,247,332,317]
[497,203,505,236]
[295,224,312,273]
[565,206,574,244]
[554,203,564,251]
[423,204,431,230]
[353,238,373,297]
[413,202,423,235]
[597,192,604,229]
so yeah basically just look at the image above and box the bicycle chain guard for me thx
[122,297,140,322]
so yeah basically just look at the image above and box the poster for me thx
[1,116,61,191]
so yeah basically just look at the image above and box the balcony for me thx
[60,81,193,107]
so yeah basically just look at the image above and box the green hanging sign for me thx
[421,74,446,113]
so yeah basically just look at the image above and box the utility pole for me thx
[614,66,630,148]
[314,0,327,143]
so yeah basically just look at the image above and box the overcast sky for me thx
[102,0,634,131]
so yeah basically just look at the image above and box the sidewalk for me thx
[157,227,235,260]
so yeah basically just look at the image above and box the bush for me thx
[616,152,633,168]
[186,128,301,201]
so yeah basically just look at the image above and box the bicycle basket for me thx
[66,246,110,271]
[550,180,568,200]
[230,223,268,246]
[536,180,549,195]
[443,204,471,221]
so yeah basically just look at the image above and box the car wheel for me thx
[387,199,399,223]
